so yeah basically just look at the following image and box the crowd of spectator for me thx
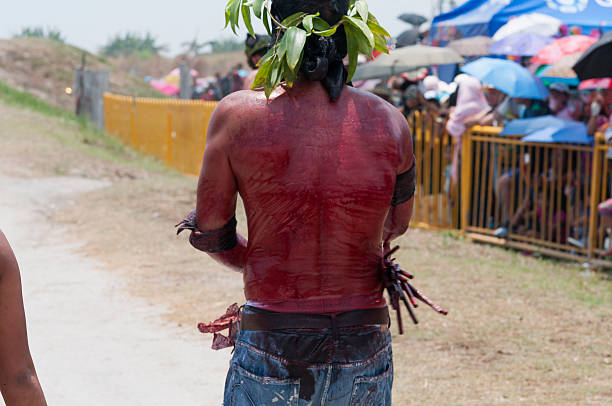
[375,71,612,254]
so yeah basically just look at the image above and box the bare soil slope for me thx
[0,38,162,110]
[111,50,246,79]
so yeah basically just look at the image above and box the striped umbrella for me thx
[537,53,582,86]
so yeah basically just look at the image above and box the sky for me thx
[0,0,451,56]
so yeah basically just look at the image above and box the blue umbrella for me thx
[489,33,553,56]
[461,57,549,100]
[501,115,591,144]
[521,126,592,145]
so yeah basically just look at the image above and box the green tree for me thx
[100,32,168,58]
[181,35,208,57]
[15,26,65,43]
[205,38,244,54]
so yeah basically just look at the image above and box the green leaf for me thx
[281,12,307,27]
[285,27,307,72]
[224,2,232,28]
[344,24,360,82]
[264,57,279,98]
[242,4,255,38]
[253,0,265,19]
[229,0,241,34]
[344,16,374,48]
[355,0,368,22]
[258,47,275,67]
[313,26,338,37]
[283,57,297,86]
[374,33,389,54]
[270,58,282,87]
[276,34,289,59]
[312,17,330,31]
[264,81,274,98]
[303,15,315,33]
[262,6,272,35]
[252,58,273,89]
[367,18,391,38]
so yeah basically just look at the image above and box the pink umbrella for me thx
[578,78,612,90]
[531,35,597,65]
[150,80,179,96]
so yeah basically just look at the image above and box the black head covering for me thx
[271,0,350,101]
[245,33,272,69]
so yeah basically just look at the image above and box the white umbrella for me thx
[353,45,464,81]
[493,13,562,41]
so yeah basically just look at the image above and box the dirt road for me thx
[0,174,231,405]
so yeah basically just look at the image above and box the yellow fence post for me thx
[460,128,473,232]
[588,133,604,259]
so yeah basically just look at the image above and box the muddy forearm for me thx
[209,234,248,273]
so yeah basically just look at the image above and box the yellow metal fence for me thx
[462,126,610,265]
[410,110,460,230]
[103,95,610,265]
[104,93,218,176]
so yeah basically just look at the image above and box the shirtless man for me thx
[0,231,46,406]
[180,1,414,404]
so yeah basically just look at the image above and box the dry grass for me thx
[0,38,162,110]
[1,101,611,405]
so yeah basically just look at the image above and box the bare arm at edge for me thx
[0,231,47,406]
[383,113,415,248]
[195,100,248,272]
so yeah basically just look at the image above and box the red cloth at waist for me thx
[246,293,387,314]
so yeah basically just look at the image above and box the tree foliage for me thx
[205,38,244,54]
[15,27,65,43]
[181,36,209,57]
[100,32,167,58]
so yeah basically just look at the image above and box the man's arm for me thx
[383,115,415,248]
[0,231,47,406]
[193,100,247,272]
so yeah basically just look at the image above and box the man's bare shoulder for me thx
[214,89,272,117]
[344,86,408,123]
[207,90,271,139]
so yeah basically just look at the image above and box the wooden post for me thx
[179,62,193,100]
[73,68,110,129]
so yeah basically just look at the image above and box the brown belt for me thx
[239,306,389,331]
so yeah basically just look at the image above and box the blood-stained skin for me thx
[195,79,414,313]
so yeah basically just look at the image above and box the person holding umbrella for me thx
[587,89,612,135]
[446,76,490,193]
[547,83,575,121]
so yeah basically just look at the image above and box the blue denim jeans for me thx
[223,309,393,406]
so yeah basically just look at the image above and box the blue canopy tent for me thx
[430,0,612,45]
[429,0,510,45]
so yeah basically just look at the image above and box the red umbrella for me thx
[578,78,612,89]
[531,35,597,65]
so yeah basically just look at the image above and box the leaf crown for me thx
[225,0,391,98]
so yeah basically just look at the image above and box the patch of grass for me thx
[0,80,176,176]
[0,80,74,120]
